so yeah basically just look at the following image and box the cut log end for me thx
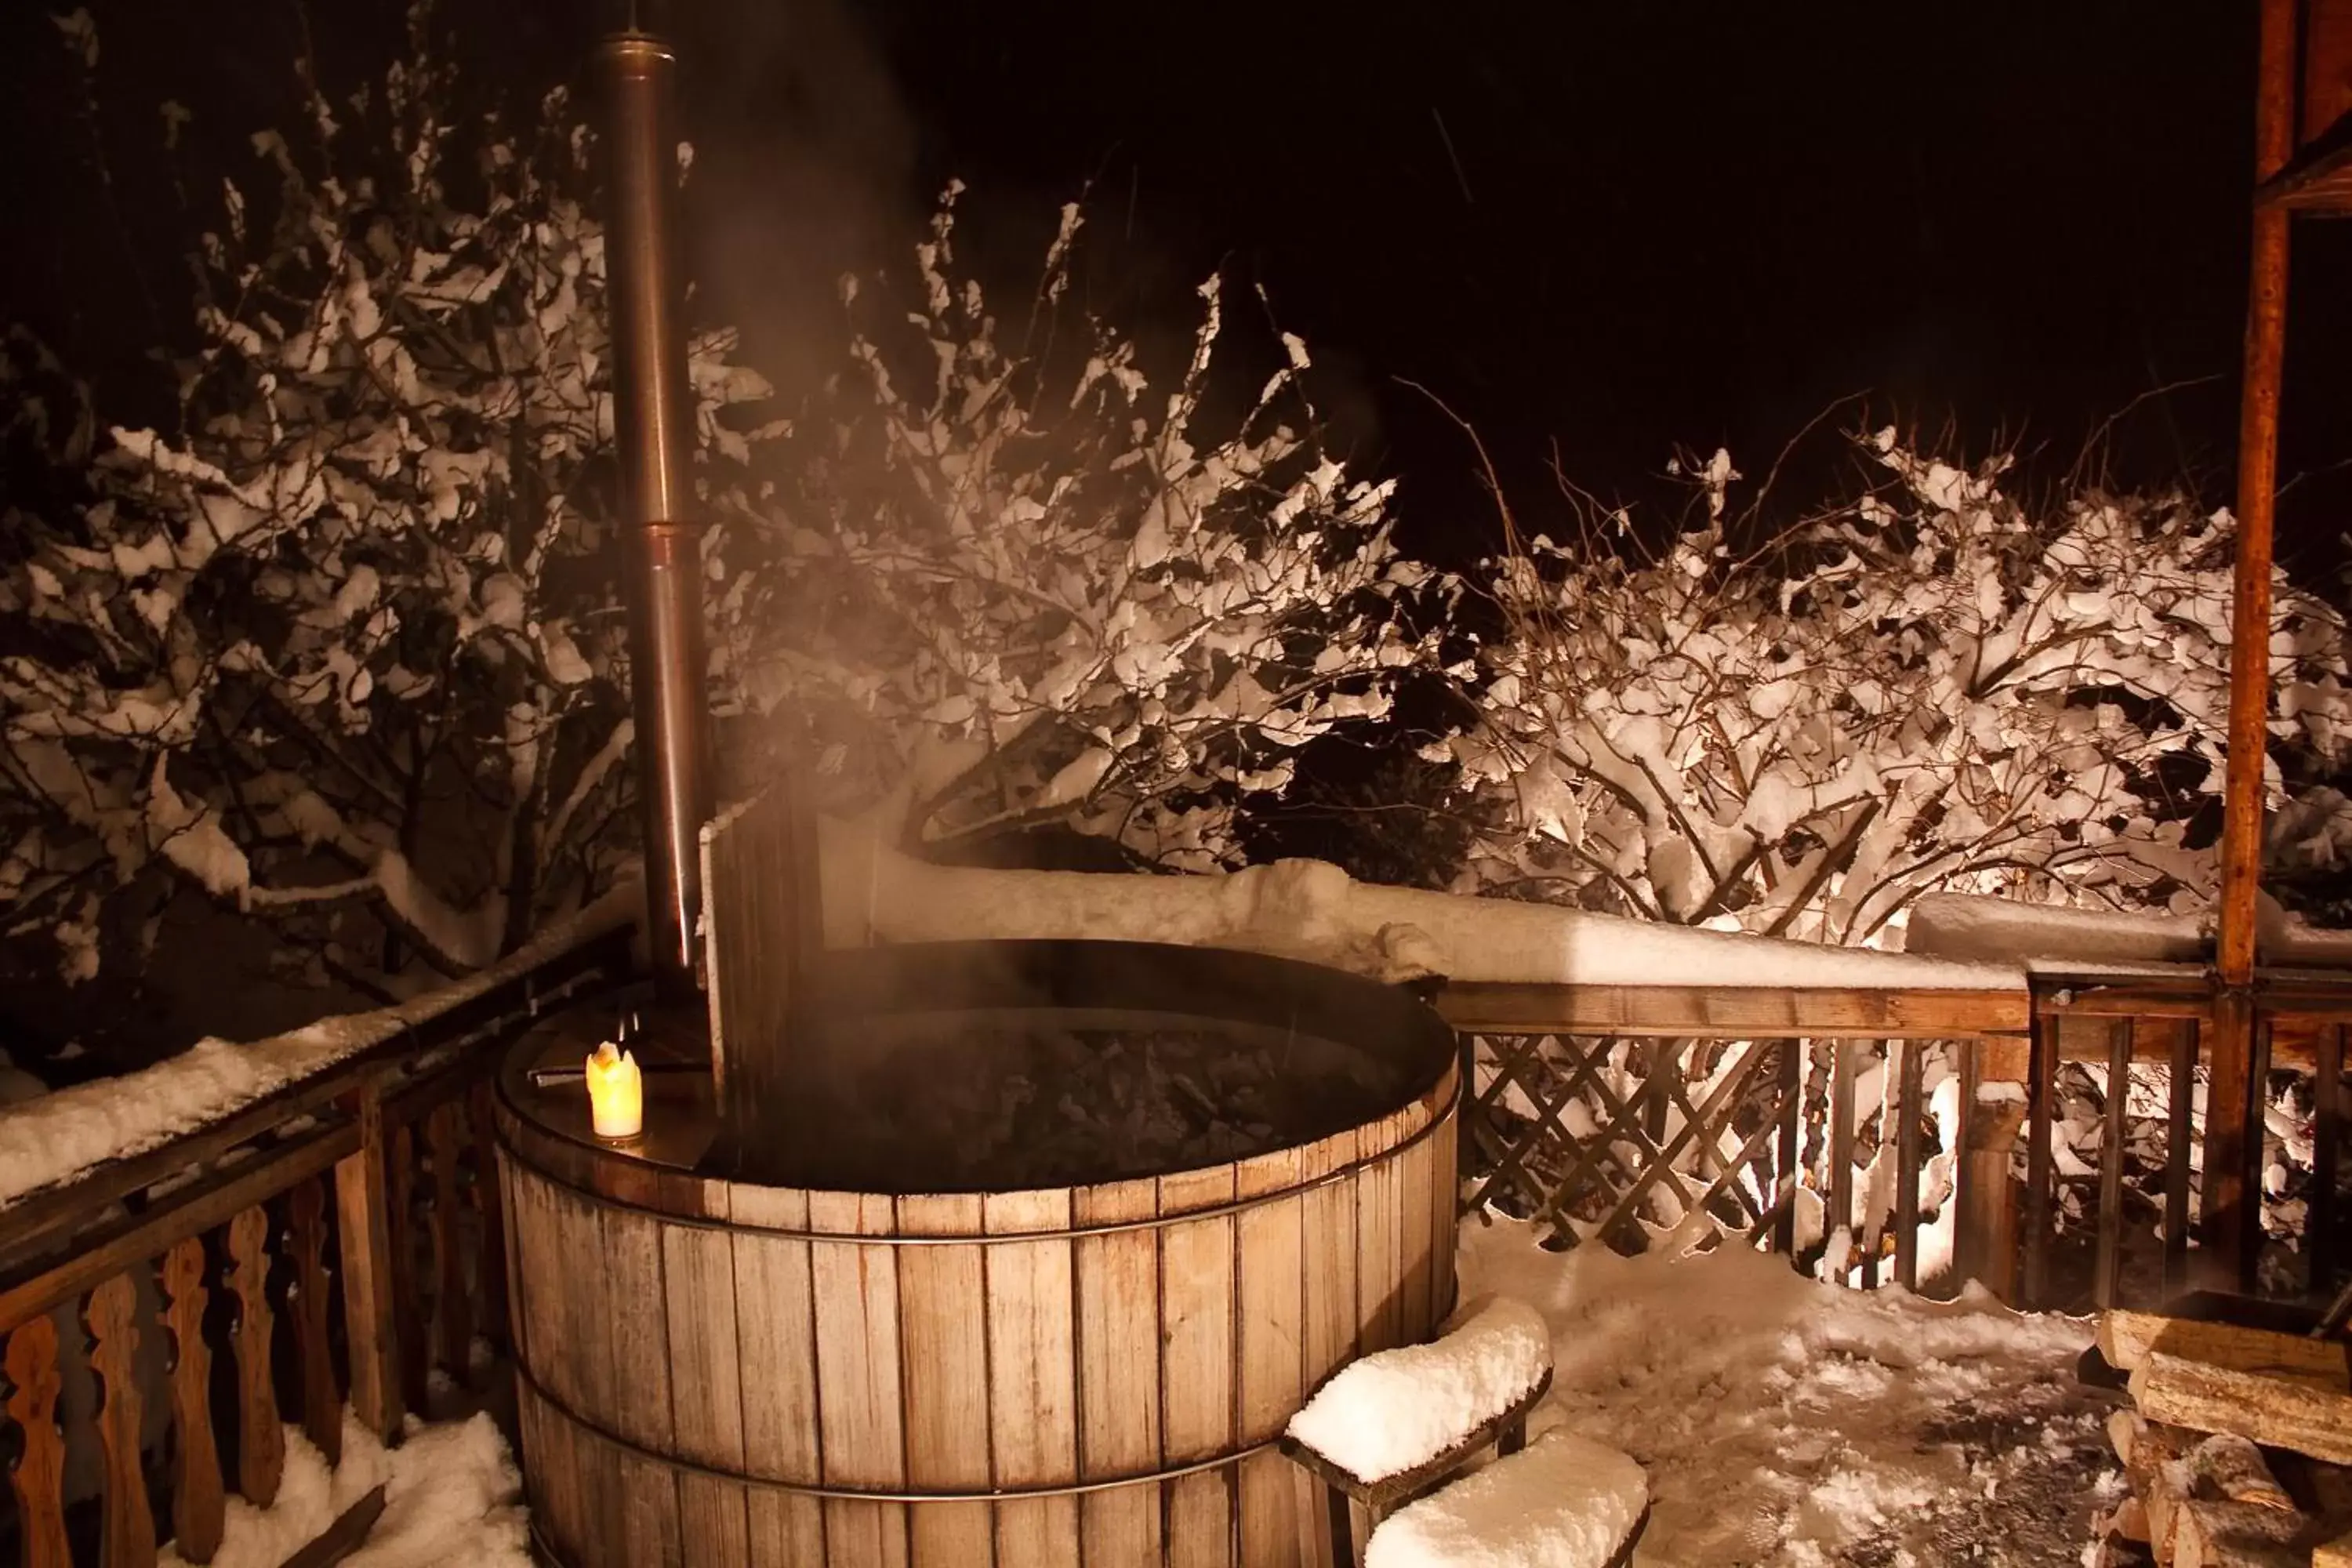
[2100,1311,2351,1387]
[2130,1348,2352,1468]
[2172,1498,2304,1568]
[2096,1496,2150,1544]
[2109,1410,2141,1468]
[2187,1433,2295,1514]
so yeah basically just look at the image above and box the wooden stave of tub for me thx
[496,1051,1460,1568]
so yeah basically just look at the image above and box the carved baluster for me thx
[467,1079,509,1364]
[426,1102,472,1381]
[226,1205,284,1507]
[162,1237,227,1563]
[388,1120,430,1414]
[86,1272,158,1567]
[4,1313,72,1568]
[336,1080,404,1446]
[287,1177,342,1465]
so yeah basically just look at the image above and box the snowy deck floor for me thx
[188,1220,2107,1568]
[1465,1220,2110,1567]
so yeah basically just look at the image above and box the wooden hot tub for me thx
[495,940,1460,1568]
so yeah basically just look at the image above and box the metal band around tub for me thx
[502,1069,1461,1245]
[515,1357,1282,1502]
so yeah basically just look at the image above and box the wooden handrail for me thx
[1435,981,2029,1039]
[1439,971,2352,1042]
[0,922,627,1271]
[9,927,2347,1568]
[0,913,635,1568]
[0,1120,358,1332]
[1452,968,2352,1316]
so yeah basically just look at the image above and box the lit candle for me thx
[584,1040,644,1141]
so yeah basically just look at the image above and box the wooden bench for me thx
[1280,1363,1559,1566]
[1365,1430,1650,1568]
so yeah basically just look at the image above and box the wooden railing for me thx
[1440,970,2352,1314]
[1437,982,2031,1296]
[0,922,630,1567]
[2026,969,2352,1312]
[9,925,2350,1563]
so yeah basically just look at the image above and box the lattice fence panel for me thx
[1461,1033,1962,1283]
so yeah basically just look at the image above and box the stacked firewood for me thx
[2096,1310,2352,1567]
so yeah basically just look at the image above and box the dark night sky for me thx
[5,0,2344,572]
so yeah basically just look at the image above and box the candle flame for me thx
[585,1039,644,1140]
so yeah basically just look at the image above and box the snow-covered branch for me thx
[1446,433,2352,944]
[0,28,771,983]
[719,188,1457,870]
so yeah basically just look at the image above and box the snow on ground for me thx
[1459,1217,2110,1567]
[0,881,635,1211]
[160,1410,529,1568]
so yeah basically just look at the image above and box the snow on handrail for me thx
[1909,890,2352,971]
[818,820,2031,994]
[0,881,639,1215]
[49,831,2308,1221]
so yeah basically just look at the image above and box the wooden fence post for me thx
[2211,0,2298,1294]
[1955,1036,2029,1303]
[336,1080,405,1446]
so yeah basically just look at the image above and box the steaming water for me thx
[714,1007,1407,1191]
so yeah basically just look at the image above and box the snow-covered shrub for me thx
[0,14,1455,985]
[0,25,775,984]
[1447,437,2352,1277]
[722,188,1454,870]
[1449,434,2352,943]
[2037,1047,2321,1272]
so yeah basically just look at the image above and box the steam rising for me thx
[668,0,919,411]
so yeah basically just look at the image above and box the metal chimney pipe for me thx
[597,31,710,997]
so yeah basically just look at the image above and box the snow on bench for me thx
[1286,1296,1553,1484]
[1363,1428,1648,1568]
